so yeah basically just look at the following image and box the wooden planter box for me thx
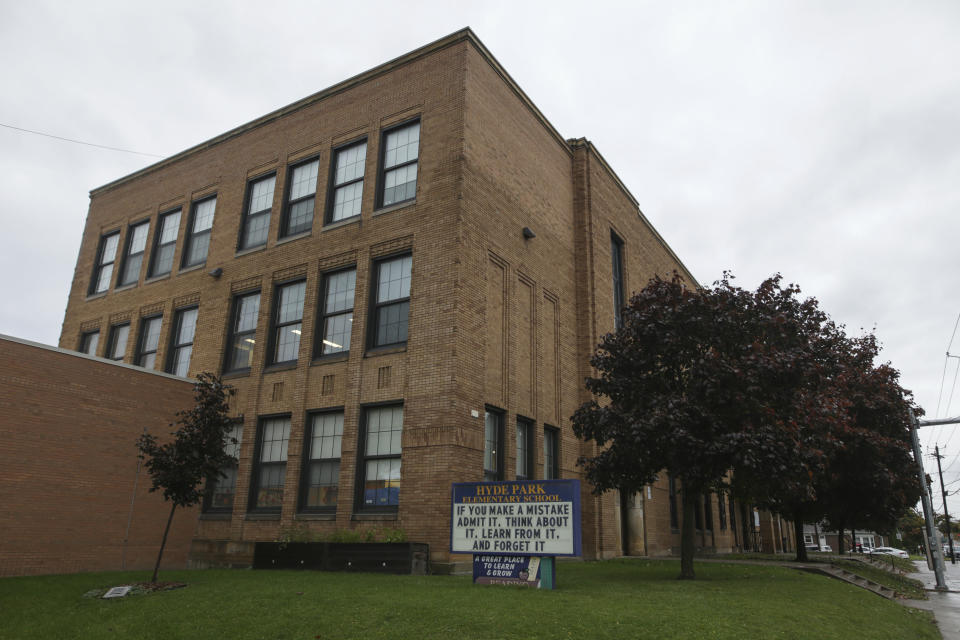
[253,542,429,575]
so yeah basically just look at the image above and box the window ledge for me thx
[245,513,281,521]
[114,283,137,292]
[373,199,416,217]
[351,512,399,521]
[311,353,349,366]
[235,244,267,258]
[263,361,298,373]
[276,230,312,246]
[200,512,232,521]
[178,263,205,275]
[144,273,171,285]
[364,344,407,358]
[221,369,251,380]
[322,216,361,232]
[85,291,108,301]
[295,513,337,521]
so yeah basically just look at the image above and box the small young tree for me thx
[136,373,236,582]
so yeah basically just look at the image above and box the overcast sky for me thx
[2,1,959,510]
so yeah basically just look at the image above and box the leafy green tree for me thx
[136,373,236,582]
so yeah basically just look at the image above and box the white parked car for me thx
[869,546,909,558]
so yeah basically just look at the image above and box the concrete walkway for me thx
[903,560,960,640]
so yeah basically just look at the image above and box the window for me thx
[239,174,275,250]
[118,221,150,286]
[359,405,402,509]
[224,291,260,372]
[107,323,129,361]
[668,476,679,530]
[483,409,504,481]
[249,416,290,511]
[136,315,163,369]
[369,254,411,349]
[281,158,319,237]
[300,411,343,511]
[149,209,181,277]
[704,493,713,531]
[79,330,99,356]
[204,422,242,513]
[90,232,120,294]
[182,196,216,268]
[516,417,533,480]
[611,232,625,330]
[316,268,355,357]
[543,426,559,480]
[377,120,420,208]
[269,280,305,364]
[167,307,198,376]
[327,141,366,224]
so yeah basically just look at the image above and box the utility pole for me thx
[911,409,947,590]
[935,445,956,564]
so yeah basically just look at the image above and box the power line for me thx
[0,122,164,158]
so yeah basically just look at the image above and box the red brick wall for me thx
[0,336,196,577]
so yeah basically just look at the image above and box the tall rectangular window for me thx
[668,476,679,530]
[611,232,625,330]
[516,417,533,480]
[316,268,355,357]
[182,196,216,268]
[543,426,559,479]
[118,221,150,287]
[136,315,163,369]
[281,158,319,237]
[167,307,198,376]
[239,174,275,250]
[90,231,120,294]
[269,281,305,364]
[204,422,242,513]
[359,405,402,509]
[149,209,181,278]
[79,330,99,356]
[107,323,129,361]
[327,140,366,224]
[483,409,504,481]
[378,120,420,208]
[249,416,290,511]
[370,254,411,349]
[300,411,343,512]
[224,291,260,372]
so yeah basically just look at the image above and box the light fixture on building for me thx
[209,267,223,278]
[522,227,536,239]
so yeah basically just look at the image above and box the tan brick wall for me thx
[0,336,196,577]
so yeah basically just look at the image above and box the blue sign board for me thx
[450,479,582,557]
[472,555,554,587]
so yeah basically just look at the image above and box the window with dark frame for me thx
[136,315,163,369]
[543,426,559,480]
[269,280,305,365]
[182,196,216,268]
[224,291,260,372]
[239,174,275,250]
[300,411,343,512]
[516,417,533,480]
[204,422,242,513]
[148,209,181,278]
[377,120,420,208]
[668,476,679,530]
[316,268,355,357]
[167,307,198,377]
[611,231,625,330]
[369,254,411,349]
[107,323,129,361]
[79,330,99,356]
[118,221,150,287]
[281,158,319,237]
[327,140,366,224]
[249,416,290,511]
[90,231,120,294]
[483,409,504,481]
[358,405,403,509]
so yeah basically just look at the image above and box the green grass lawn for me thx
[0,559,938,640]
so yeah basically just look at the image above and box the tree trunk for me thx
[851,528,856,554]
[836,520,846,554]
[679,489,697,580]
[793,513,807,562]
[151,503,177,583]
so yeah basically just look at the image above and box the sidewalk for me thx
[904,559,960,640]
